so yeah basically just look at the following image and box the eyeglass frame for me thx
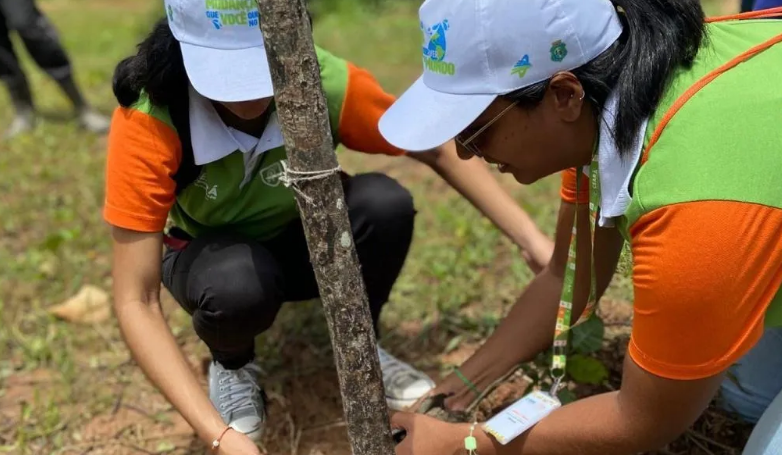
[455,91,586,159]
[455,100,519,159]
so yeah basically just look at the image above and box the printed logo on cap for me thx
[511,55,532,78]
[204,0,259,30]
[421,19,455,76]
[550,40,568,62]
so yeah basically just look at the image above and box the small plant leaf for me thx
[567,354,608,385]
[156,441,175,453]
[444,335,463,354]
[557,387,577,404]
[571,316,605,354]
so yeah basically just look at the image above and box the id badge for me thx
[482,390,561,445]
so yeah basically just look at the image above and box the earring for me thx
[579,92,586,101]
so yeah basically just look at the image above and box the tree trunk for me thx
[255,2,396,454]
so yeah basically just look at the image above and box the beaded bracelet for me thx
[211,426,233,452]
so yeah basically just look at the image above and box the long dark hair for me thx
[505,0,706,155]
[112,18,188,109]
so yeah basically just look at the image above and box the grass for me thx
[0,0,750,454]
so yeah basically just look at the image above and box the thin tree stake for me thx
[255,1,395,454]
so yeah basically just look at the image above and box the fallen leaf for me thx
[48,285,111,324]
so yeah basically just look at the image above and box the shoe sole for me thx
[233,424,264,442]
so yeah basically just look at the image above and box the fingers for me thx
[405,392,432,412]
[395,435,413,455]
[391,411,416,430]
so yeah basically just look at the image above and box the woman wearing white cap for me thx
[381,0,782,454]
[103,0,554,453]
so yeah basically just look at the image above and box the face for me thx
[455,73,596,185]
[217,97,273,120]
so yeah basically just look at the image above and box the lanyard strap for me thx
[550,154,601,394]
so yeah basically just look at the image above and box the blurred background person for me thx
[0,0,109,140]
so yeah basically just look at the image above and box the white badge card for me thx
[482,390,561,445]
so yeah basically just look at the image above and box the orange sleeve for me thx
[103,107,182,232]
[338,63,406,157]
[628,201,782,380]
[560,167,590,204]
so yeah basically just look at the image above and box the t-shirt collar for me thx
[188,85,284,166]
[593,90,649,227]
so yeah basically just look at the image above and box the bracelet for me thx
[211,426,233,452]
[454,367,481,397]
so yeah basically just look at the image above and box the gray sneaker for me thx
[378,347,435,410]
[208,361,266,441]
[78,108,110,134]
[3,112,35,141]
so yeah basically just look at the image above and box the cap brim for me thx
[379,76,496,152]
[181,43,273,103]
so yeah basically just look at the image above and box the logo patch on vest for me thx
[260,161,285,187]
[194,174,219,201]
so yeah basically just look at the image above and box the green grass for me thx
[0,0,744,453]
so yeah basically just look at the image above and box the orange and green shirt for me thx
[104,46,405,241]
[561,17,782,380]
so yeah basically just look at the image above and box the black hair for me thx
[112,18,188,109]
[504,0,706,155]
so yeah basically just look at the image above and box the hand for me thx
[391,412,467,455]
[215,429,263,455]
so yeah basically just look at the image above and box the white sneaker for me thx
[378,347,435,410]
[208,361,266,442]
[3,112,34,141]
[78,108,110,134]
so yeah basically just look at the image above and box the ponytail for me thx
[111,18,189,109]
[609,0,705,152]
[504,0,706,156]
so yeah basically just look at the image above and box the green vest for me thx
[619,20,782,327]
[132,46,350,241]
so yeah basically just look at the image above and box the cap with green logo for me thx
[379,0,624,152]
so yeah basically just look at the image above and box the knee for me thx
[346,173,416,227]
[190,245,283,336]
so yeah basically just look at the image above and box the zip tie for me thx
[279,160,342,204]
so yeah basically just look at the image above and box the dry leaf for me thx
[48,285,111,324]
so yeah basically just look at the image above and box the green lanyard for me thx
[550,154,601,395]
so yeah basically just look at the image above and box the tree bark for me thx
[255,2,396,454]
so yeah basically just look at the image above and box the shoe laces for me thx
[378,349,423,391]
[216,363,264,416]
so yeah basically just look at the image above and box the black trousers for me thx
[162,173,416,369]
[0,0,71,85]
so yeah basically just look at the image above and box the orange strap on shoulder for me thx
[641,9,782,164]
[707,6,782,23]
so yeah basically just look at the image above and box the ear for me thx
[547,72,585,123]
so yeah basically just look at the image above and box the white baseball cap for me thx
[164,0,272,102]
[379,0,624,152]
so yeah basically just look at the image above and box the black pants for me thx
[0,0,71,101]
[162,173,416,369]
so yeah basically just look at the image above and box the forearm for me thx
[443,267,564,408]
[477,392,659,455]
[115,299,226,444]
